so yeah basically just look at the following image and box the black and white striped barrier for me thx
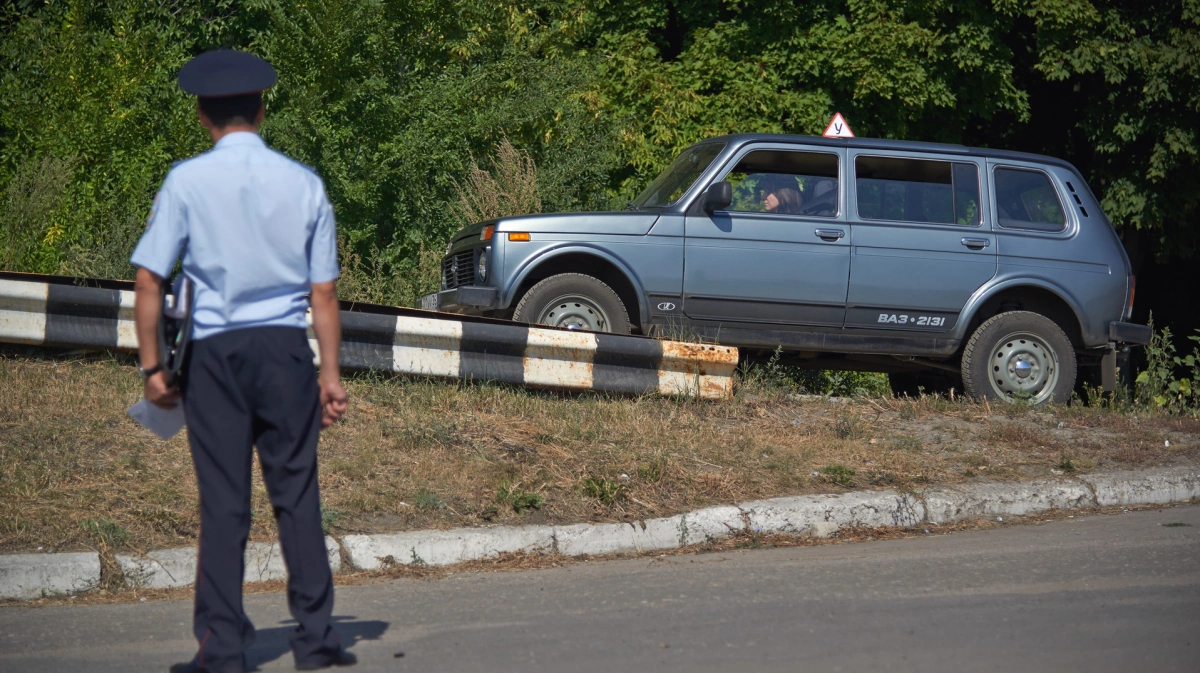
[0,273,737,399]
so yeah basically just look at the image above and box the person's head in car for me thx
[761,175,802,214]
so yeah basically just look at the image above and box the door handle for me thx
[961,237,991,250]
[815,228,845,241]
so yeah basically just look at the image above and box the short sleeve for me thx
[308,182,339,284]
[130,173,187,278]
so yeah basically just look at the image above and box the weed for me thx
[637,457,666,483]
[832,414,862,440]
[496,481,545,514]
[1,154,77,272]
[320,504,343,533]
[1135,319,1200,414]
[963,453,988,468]
[581,476,626,504]
[734,530,766,549]
[1162,522,1192,528]
[1057,453,1076,473]
[413,489,447,511]
[867,471,900,486]
[738,347,890,397]
[819,465,855,487]
[409,548,426,566]
[452,137,541,227]
[80,518,130,548]
[890,435,922,453]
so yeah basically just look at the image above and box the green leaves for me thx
[1135,318,1200,414]
[1,0,1198,289]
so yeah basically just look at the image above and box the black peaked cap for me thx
[178,50,277,97]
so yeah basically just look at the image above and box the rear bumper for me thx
[1109,321,1152,345]
[422,286,499,313]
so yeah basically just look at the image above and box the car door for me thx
[844,151,996,332]
[683,145,850,327]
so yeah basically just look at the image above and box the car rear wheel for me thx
[512,273,631,334]
[961,311,1076,405]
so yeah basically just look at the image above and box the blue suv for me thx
[426,134,1150,404]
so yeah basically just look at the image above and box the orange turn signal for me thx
[508,232,531,242]
[480,225,495,241]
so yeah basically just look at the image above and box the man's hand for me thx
[310,280,345,428]
[319,373,348,428]
[144,371,181,409]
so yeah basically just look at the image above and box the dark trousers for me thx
[182,327,341,673]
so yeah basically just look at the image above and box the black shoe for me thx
[295,650,357,671]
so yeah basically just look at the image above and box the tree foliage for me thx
[0,0,1196,302]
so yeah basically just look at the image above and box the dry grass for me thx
[452,137,541,226]
[2,350,1198,556]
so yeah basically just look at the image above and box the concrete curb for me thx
[0,552,100,600]
[114,537,342,590]
[3,466,1196,600]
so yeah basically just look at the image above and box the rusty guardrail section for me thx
[0,272,737,399]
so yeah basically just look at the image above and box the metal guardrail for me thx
[0,272,737,399]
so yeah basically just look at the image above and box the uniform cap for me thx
[178,50,277,97]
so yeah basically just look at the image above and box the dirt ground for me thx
[1,350,1197,557]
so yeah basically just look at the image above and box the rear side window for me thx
[994,168,1066,232]
[724,149,839,217]
[855,156,981,225]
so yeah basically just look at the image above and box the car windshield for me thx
[630,142,726,208]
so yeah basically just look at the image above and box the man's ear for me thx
[197,103,214,130]
[254,101,265,126]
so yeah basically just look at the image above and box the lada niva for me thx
[424,134,1150,404]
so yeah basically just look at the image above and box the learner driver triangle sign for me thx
[823,112,854,138]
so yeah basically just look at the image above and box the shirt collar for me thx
[213,131,265,149]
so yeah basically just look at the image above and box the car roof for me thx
[703,133,1079,172]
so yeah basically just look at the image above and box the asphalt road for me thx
[2,506,1198,673]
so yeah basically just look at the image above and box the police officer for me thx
[131,50,355,673]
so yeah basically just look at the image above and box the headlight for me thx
[476,247,489,281]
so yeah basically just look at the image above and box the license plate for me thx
[419,293,439,311]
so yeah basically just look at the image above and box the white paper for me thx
[126,399,186,440]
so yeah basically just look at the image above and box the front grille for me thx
[441,250,476,289]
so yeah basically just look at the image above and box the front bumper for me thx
[421,286,499,313]
[1109,321,1152,345]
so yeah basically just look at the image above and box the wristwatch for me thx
[138,363,164,381]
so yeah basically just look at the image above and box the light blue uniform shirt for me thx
[131,132,339,340]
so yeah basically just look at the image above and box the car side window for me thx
[724,150,839,217]
[855,156,981,226]
[994,167,1066,232]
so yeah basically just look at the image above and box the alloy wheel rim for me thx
[987,331,1060,404]
[537,294,610,332]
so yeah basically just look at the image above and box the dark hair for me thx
[198,92,262,128]
[769,186,803,214]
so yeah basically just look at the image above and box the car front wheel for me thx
[961,311,1076,405]
[512,273,631,334]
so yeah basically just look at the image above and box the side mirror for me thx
[703,181,733,213]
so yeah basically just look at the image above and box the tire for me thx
[888,371,963,398]
[512,273,631,334]
[961,311,1076,406]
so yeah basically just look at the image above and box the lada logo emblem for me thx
[657,302,676,311]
